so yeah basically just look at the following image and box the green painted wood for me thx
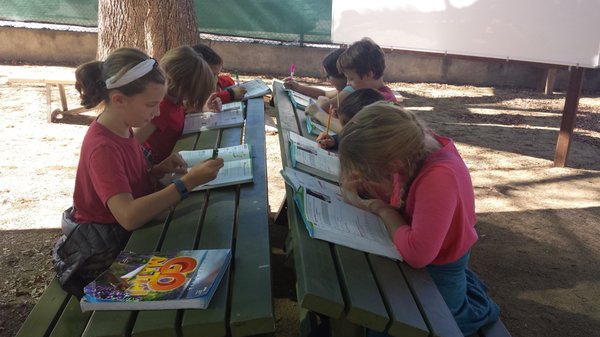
[131,188,209,337]
[273,81,301,170]
[368,256,429,337]
[192,129,219,151]
[273,81,301,136]
[479,319,512,337]
[174,132,200,152]
[287,188,345,318]
[230,98,275,336]
[181,190,236,337]
[48,296,92,337]
[329,315,366,337]
[333,246,389,331]
[399,264,463,337]
[81,311,137,337]
[132,127,231,337]
[82,216,170,337]
[274,83,345,320]
[181,125,242,337]
[15,278,70,337]
[292,101,313,140]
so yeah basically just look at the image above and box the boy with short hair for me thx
[337,37,396,101]
[307,37,397,133]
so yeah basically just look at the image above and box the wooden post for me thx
[45,84,53,123]
[58,84,68,111]
[544,68,557,95]
[553,67,584,167]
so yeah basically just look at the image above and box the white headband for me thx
[105,58,156,89]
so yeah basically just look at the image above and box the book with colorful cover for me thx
[80,249,232,311]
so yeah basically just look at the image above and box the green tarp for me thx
[0,0,331,43]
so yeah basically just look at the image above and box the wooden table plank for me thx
[273,81,302,135]
[14,278,70,337]
[399,264,462,337]
[181,188,237,337]
[131,131,219,337]
[287,190,345,319]
[273,84,345,320]
[229,99,275,336]
[48,297,92,337]
[181,126,242,337]
[333,246,389,331]
[368,256,429,337]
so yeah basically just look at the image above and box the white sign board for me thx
[332,0,600,68]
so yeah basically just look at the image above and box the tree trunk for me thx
[146,0,201,61]
[97,0,200,61]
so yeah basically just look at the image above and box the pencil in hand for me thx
[325,105,333,136]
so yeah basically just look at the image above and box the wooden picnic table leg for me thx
[58,84,68,111]
[553,67,584,167]
[45,83,53,123]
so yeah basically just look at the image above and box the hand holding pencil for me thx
[317,105,335,149]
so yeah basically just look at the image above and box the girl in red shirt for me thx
[134,45,221,164]
[53,47,224,296]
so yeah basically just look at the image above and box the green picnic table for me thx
[272,80,511,337]
[15,97,275,337]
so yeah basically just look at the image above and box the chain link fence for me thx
[1,0,332,44]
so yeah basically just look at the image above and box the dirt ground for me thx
[1,65,600,337]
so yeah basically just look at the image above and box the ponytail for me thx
[74,47,165,110]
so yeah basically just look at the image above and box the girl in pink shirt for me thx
[338,102,499,336]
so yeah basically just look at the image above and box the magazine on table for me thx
[182,103,244,135]
[80,249,232,311]
[287,131,339,183]
[229,79,271,100]
[281,167,402,261]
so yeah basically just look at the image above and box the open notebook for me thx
[162,144,253,191]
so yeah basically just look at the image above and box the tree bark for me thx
[146,0,201,61]
[97,0,201,61]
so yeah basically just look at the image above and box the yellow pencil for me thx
[325,105,333,136]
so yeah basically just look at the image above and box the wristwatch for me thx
[173,178,189,200]
[226,87,235,100]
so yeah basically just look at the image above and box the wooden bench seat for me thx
[15,98,274,337]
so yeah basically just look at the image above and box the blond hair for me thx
[338,102,431,188]
[160,45,215,110]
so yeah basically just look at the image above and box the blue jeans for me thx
[427,250,500,336]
